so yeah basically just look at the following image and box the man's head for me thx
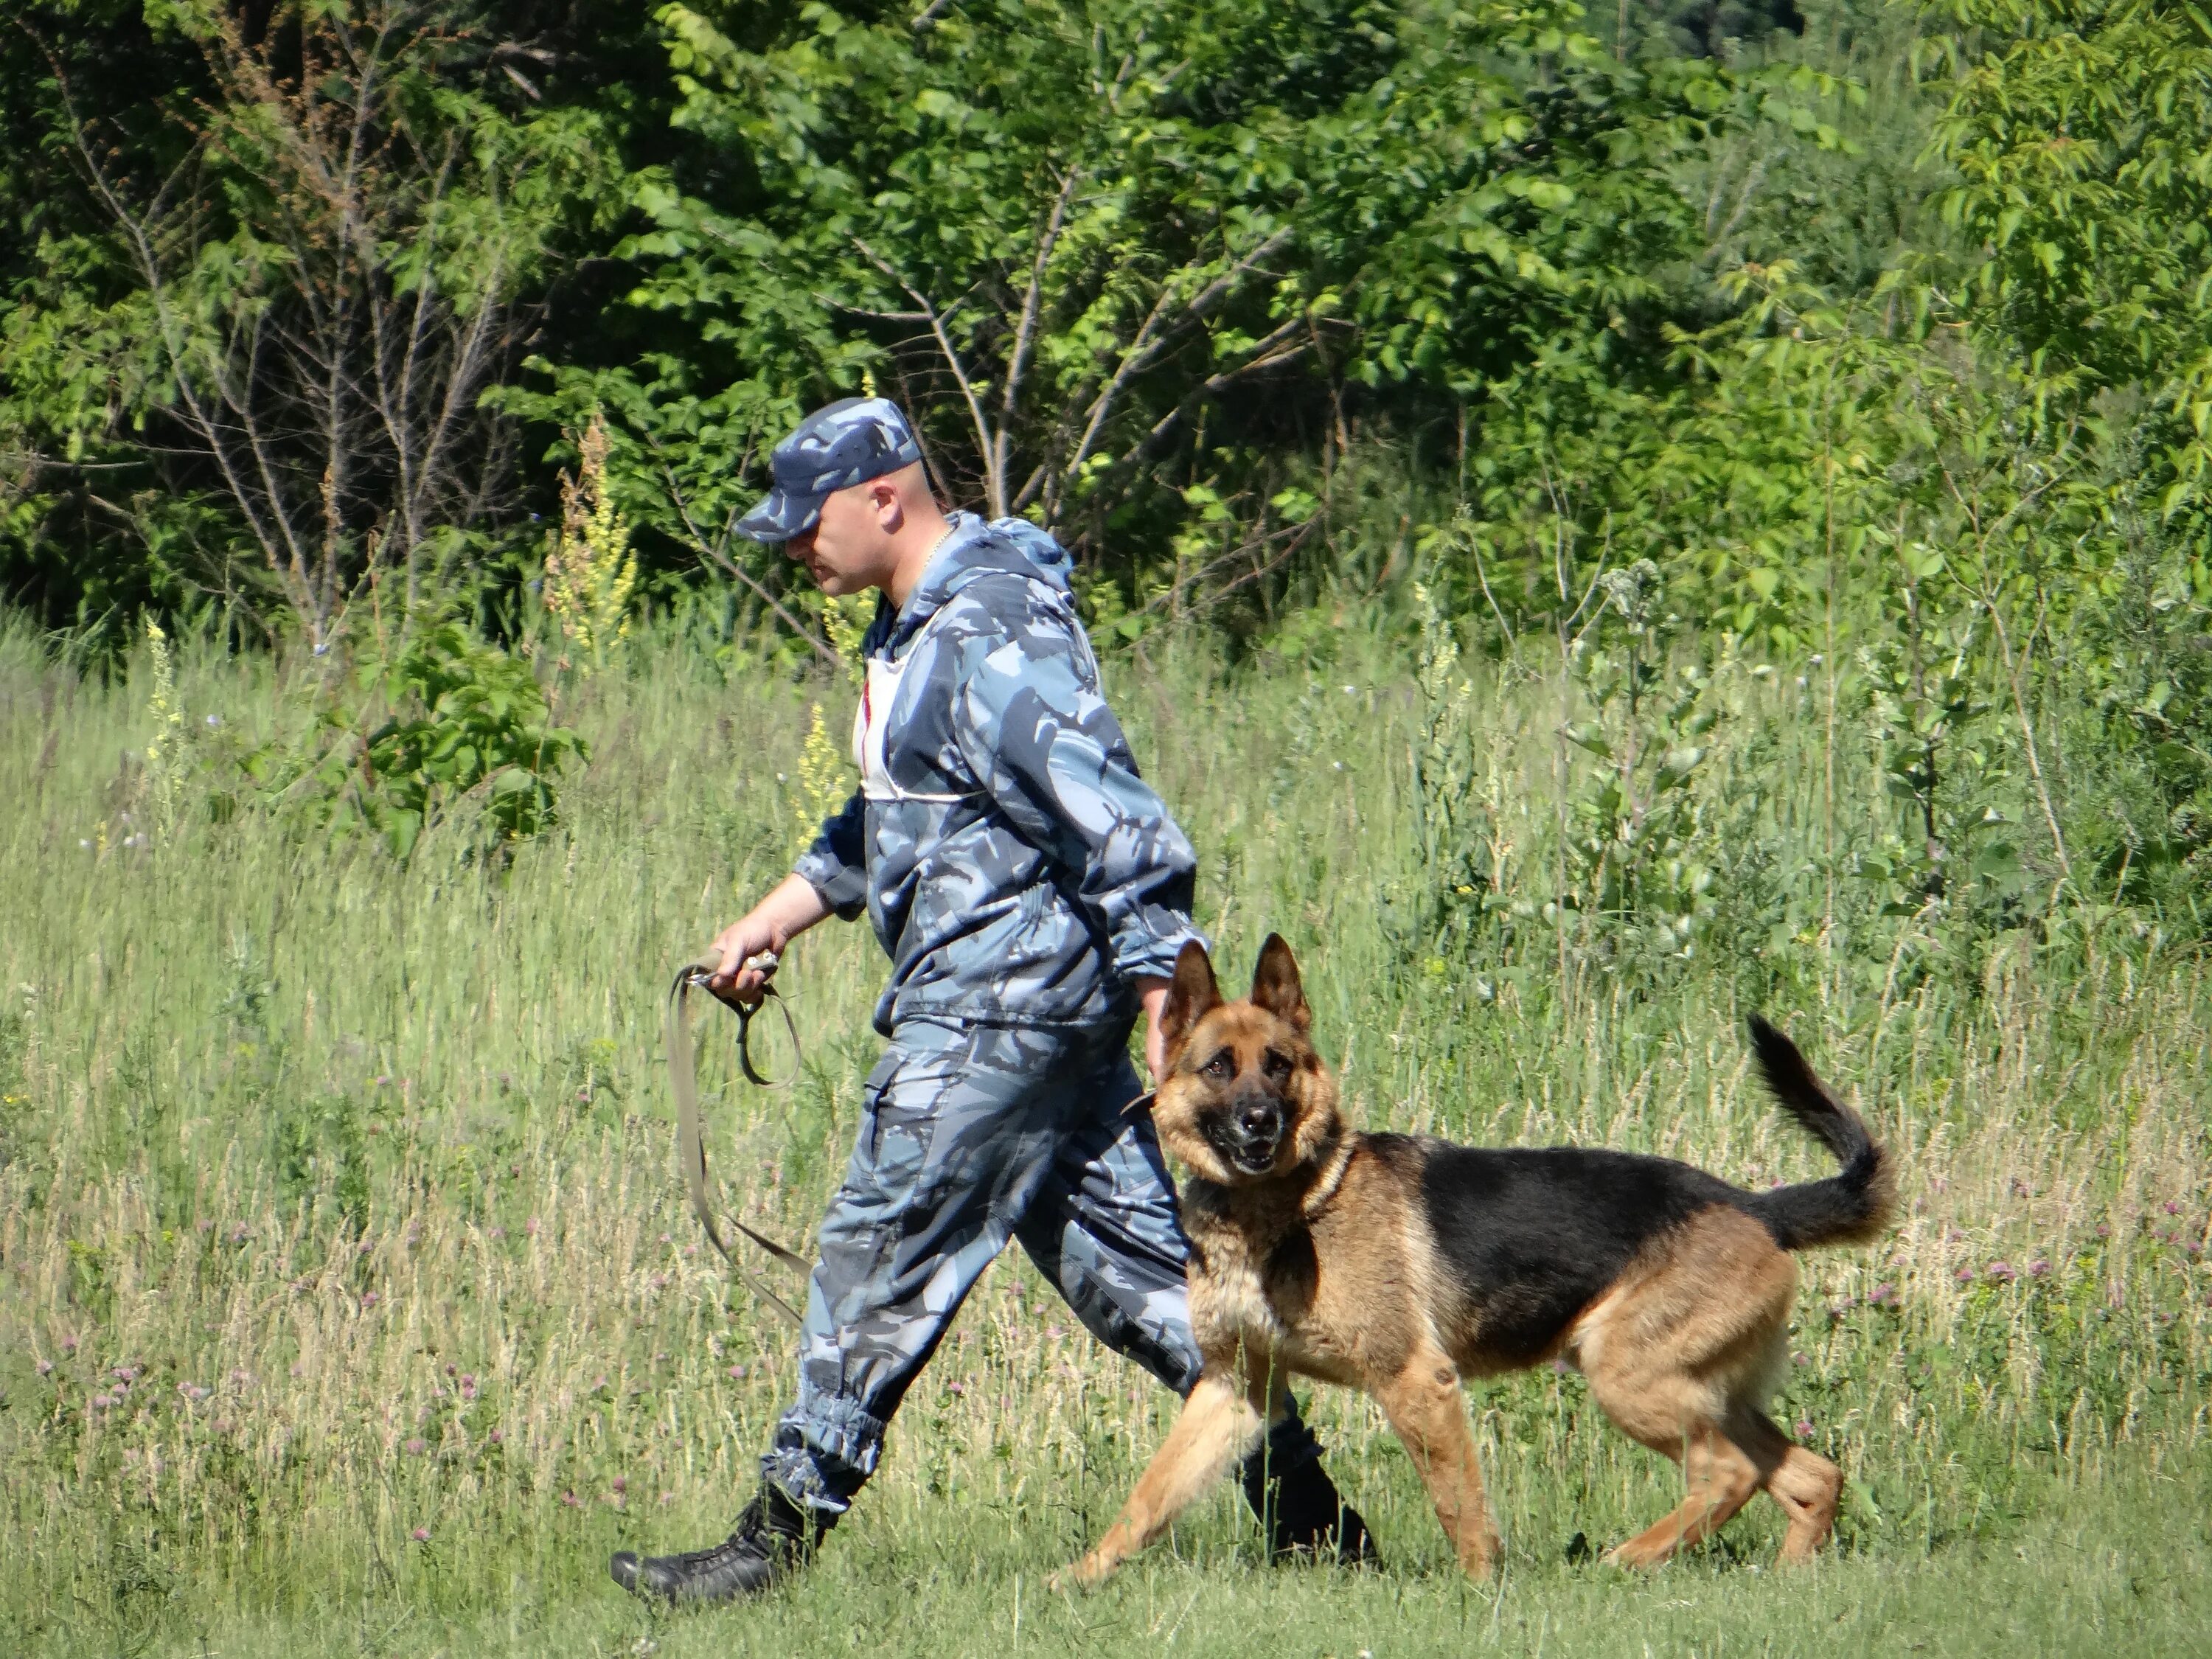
[737,397,947,599]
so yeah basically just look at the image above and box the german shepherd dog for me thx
[1060,936,1893,1586]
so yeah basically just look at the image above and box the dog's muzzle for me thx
[1205,1097,1285,1176]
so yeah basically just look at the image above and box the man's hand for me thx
[1135,975,1172,1082]
[707,874,832,1008]
[705,918,785,1008]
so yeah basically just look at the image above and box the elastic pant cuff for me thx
[764,1384,891,1514]
[761,1449,851,1517]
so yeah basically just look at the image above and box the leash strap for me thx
[733,976,804,1089]
[667,950,813,1327]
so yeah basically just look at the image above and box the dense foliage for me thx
[0,0,1874,625]
[4,0,2212,951]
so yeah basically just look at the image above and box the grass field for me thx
[3,613,2208,1657]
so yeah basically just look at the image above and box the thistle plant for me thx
[142,616,186,843]
[1402,580,1496,960]
[793,594,872,855]
[543,414,638,670]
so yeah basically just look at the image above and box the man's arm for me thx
[1135,975,1171,1081]
[703,786,865,1005]
[705,873,832,1004]
[947,596,1201,1014]
[792,787,869,920]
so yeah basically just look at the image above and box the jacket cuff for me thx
[1113,914,1204,984]
[793,842,868,922]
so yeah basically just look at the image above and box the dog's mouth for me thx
[1202,1100,1286,1178]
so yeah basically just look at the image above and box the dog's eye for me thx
[1201,1051,1234,1081]
[1262,1049,1293,1082]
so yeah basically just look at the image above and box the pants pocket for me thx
[850,1033,967,1211]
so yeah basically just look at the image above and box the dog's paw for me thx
[1458,1544,1502,1580]
[1047,1557,1110,1594]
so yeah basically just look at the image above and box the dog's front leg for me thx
[1375,1354,1500,1578]
[1054,1369,1265,1590]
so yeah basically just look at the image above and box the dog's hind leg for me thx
[1056,1369,1265,1589]
[1575,1206,1795,1568]
[1595,1417,1763,1568]
[1374,1350,1500,1577]
[1734,1410,1843,1564]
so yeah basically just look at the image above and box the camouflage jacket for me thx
[794,514,1199,1035]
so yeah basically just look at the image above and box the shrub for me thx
[247,623,585,863]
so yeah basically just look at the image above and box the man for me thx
[609,397,1372,1604]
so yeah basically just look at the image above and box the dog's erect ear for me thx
[1159,940,1222,1067]
[1250,933,1311,1033]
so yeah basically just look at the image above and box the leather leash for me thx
[667,949,812,1327]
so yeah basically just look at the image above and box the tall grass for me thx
[1,611,2207,1656]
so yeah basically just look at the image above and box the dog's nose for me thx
[1236,1102,1280,1139]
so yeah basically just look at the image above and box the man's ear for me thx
[1251,933,1311,1033]
[1160,940,1222,1068]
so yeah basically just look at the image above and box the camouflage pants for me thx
[762,1017,1318,1513]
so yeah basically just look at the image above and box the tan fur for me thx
[1056,939,1876,1589]
[1564,1207,1818,1565]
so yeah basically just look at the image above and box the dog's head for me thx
[1150,935,1340,1187]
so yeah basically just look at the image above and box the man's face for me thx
[785,479,896,596]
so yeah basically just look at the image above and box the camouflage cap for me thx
[736,397,925,541]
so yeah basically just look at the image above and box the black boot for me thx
[609,1484,832,1604]
[1239,1418,1380,1566]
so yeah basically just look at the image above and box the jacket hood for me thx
[878,512,1074,654]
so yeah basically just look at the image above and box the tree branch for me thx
[651,448,839,667]
[996,166,1082,499]
[851,235,1004,516]
[1095,320,1312,485]
[1063,226,1297,487]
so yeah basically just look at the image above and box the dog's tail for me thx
[1738,1015,1896,1250]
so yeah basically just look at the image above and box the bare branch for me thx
[851,234,1005,516]
[999,167,1084,470]
[1062,281,1179,485]
[1009,462,1051,515]
[647,444,839,667]
[826,299,935,325]
[1177,226,1295,328]
[41,3,550,644]
[1064,226,1297,485]
[1134,515,1316,622]
[1093,319,1312,486]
